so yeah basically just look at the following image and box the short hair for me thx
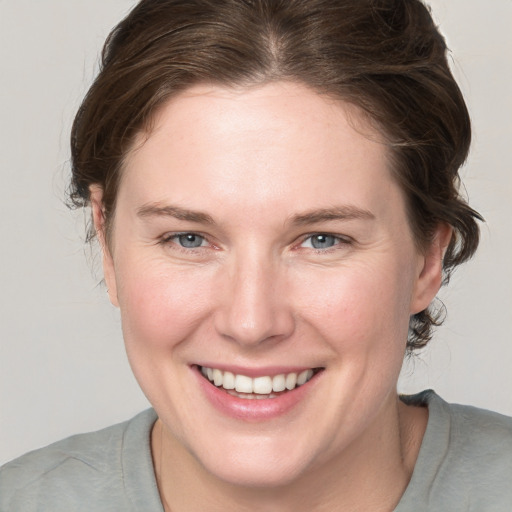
[69,0,482,350]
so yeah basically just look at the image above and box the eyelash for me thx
[160,232,211,252]
[159,231,352,254]
[297,233,352,253]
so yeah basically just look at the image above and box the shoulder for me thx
[398,391,512,512]
[0,409,158,512]
[426,390,512,462]
[441,396,512,495]
[403,389,512,445]
[448,399,512,447]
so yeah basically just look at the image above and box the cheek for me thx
[293,261,415,351]
[115,260,216,353]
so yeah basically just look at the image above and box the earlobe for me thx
[410,223,452,315]
[89,185,119,308]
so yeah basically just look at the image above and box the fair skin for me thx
[91,82,450,511]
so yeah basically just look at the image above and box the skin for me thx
[91,82,451,511]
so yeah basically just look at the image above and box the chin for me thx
[203,452,313,489]
[187,431,320,489]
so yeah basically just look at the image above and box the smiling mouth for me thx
[199,366,322,399]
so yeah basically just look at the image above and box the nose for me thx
[213,253,295,348]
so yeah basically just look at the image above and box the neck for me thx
[152,394,427,512]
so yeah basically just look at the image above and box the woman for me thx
[1,0,511,510]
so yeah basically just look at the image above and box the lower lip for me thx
[193,366,321,421]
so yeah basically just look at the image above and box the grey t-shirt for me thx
[1,390,512,511]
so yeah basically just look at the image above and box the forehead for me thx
[120,82,399,221]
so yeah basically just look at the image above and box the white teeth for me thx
[297,369,313,386]
[272,374,286,392]
[235,374,253,393]
[200,366,317,395]
[285,372,297,390]
[213,368,223,387]
[253,376,273,394]
[227,390,277,399]
[223,371,235,390]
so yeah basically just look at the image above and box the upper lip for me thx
[194,364,322,378]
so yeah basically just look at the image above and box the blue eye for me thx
[302,234,339,250]
[176,233,206,248]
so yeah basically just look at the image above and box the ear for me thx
[89,185,119,307]
[410,223,452,315]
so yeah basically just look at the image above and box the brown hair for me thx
[69,0,482,350]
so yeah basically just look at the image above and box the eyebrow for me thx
[290,206,375,226]
[136,203,374,227]
[136,203,214,224]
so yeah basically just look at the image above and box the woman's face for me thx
[95,82,443,486]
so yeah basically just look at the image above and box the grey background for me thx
[1,0,511,465]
